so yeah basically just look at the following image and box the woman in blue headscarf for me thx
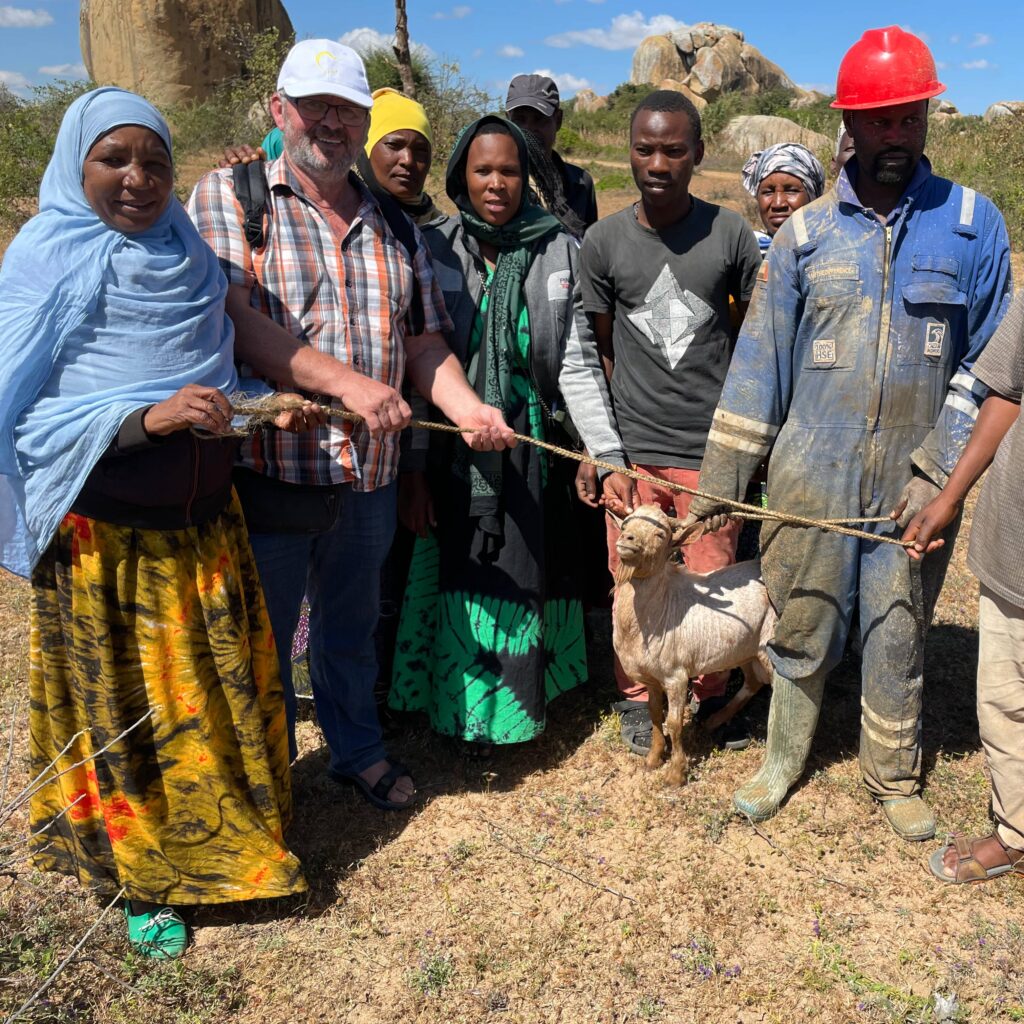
[0,88,315,958]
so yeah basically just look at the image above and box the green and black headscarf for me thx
[446,115,562,549]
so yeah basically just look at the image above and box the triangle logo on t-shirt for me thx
[627,265,715,369]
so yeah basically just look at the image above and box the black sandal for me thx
[332,762,418,811]
[612,699,652,755]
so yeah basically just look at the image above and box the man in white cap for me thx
[188,40,514,810]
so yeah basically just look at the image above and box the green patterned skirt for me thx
[390,438,587,745]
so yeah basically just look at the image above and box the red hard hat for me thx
[831,26,945,110]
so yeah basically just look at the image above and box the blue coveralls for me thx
[693,158,1012,798]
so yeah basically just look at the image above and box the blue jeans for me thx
[248,482,397,774]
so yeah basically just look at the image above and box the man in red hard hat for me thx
[686,26,1013,840]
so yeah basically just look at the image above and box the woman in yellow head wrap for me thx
[358,87,444,226]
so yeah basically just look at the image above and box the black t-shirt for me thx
[580,197,761,469]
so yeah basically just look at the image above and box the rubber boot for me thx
[879,796,935,842]
[733,670,825,821]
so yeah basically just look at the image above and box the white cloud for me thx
[498,45,524,58]
[338,27,434,59]
[935,60,948,70]
[949,34,960,44]
[899,25,930,44]
[961,59,995,70]
[0,5,53,27]
[0,69,32,94]
[433,4,471,18]
[545,11,685,50]
[339,27,393,52]
[38,62,88,79]
[969,33,993,47]
[530,68,593,95]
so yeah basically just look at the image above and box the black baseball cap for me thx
[506,74,560,117]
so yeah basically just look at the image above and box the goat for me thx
[612,505,777,786]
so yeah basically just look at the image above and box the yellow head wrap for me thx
[365,87,434,156]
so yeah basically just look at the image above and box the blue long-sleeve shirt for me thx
[693,157,1012,519]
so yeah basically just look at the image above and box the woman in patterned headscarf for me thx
[741,142,826,253]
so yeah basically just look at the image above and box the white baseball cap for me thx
[277,39,373,108]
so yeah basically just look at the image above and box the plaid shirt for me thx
[187,158,451,490]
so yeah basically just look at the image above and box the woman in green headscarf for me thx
[390,116,589,752]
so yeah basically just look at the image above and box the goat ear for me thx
[670,516,705,546]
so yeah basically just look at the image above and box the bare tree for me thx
[393,0,417,98]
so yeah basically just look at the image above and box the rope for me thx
[225,395,914,548]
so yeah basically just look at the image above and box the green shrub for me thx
[418,60,497,161]
[555,125,600,158]
[360,45,436,98]
[781,96,842,138]
[0,79,95,227]
[929,115,1024,247]
[563,82,656,140]
[700,91,748,138]
[595,169,632,191]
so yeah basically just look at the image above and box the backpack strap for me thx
[231,161,269,251]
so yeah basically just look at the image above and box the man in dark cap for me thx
[506,73,598,236]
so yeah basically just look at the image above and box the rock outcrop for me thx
[631,22,796,103]
[790,88,826,109]
[572,88,608,114]
[984,100,1024,122]
[929,98,962,123]
[80,0,294,108]
[656,78,707,110]
[716,115,831,157]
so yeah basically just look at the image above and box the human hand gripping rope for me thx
[216,393,915,548]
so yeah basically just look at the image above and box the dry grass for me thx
[3,487,1024,1024]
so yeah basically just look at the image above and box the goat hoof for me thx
[665,769,686,787]
[644,751,664,771]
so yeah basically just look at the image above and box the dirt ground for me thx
[2,163,1024,1024]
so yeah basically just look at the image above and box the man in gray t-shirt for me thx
[558,90,762,753]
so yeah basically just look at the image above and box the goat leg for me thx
[645,684,667,769]
[664,678,689,786]
[702,660,767,732]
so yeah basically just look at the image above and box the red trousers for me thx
[606,464,741,701]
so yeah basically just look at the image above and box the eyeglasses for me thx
[288,95,368,126]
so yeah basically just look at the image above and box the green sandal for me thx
[123,904,188,959]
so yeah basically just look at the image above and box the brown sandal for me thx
[929,832,1024,884]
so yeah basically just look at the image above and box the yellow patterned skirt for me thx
[28,496,307,905]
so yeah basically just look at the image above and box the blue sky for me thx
[1,0,1021,116]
